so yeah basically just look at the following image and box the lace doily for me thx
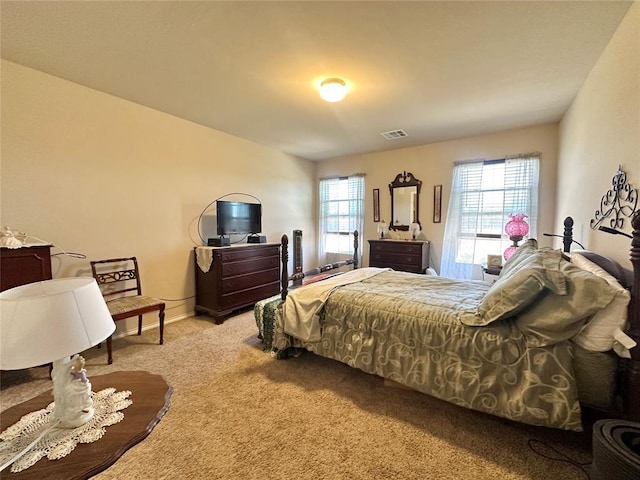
[0,388,132,473]
[195,247,214,273]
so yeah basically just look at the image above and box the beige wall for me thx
[1,60,317,334]
[557,2,639,269]
[3,1,636,337]
[317,123,559,275]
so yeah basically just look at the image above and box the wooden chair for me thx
[90,257,165,364]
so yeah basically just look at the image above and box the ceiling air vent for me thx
[380,129,408,140]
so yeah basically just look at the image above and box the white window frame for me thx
[318,174,365,263]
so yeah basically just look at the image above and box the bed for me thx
[257,215,640,431]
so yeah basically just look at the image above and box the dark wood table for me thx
[1,371,172,480]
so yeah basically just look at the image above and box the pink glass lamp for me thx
[503,213,529,260]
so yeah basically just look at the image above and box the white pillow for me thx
[570,253,630,352]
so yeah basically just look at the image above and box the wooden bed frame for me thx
[280,230,359,301]
[278,214,640,422]
[625,212,640,419]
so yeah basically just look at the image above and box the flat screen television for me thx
[216,200,262,236]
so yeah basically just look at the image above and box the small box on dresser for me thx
[194,242,280,323]
[368,239,430,274]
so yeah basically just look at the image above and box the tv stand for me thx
[194,243,279,322]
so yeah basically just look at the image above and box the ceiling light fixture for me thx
[319,78,347,102]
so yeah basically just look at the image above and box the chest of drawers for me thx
[194,243,280,323]
[368,239,430,274]
[1,245,53,291]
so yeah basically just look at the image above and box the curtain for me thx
[441,154,539,279]
[319,174,365,264]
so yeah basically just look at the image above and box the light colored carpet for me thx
[1,309,593,479]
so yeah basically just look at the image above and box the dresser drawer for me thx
[370,252,421,267]
[220,282,280,310]
[218,246,279,262]
[370,242,423,255]
[371,260,424,274]
[221,256,279,277]
[221,268,279,294]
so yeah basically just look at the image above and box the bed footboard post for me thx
[281,234,289,301]
[562,217,574,253]
[353,230,359,269]
[624,212,640,419]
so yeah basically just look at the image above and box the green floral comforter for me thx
[272,270,583,431]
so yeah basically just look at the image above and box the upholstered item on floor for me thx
[254,294,281,351]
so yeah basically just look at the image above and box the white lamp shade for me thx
[0,277,115,370]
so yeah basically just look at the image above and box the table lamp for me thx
[0,277,115,432]
[503,213,529,261]
[377,220,389,239]
[410,222,421,240]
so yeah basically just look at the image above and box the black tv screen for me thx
[216,200,262,235]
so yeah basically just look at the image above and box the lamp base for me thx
[51,355,94,428]
[56,407,94,429]
[0,376,134,474]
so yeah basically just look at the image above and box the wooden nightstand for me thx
[368,239,430,274]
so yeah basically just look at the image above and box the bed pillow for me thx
[569,253,630,352]
[461,246,567,326]
[497,239,538,278]
[514,258,619,347]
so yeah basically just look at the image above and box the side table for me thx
[481,265,502,283]
[0,371,172,480]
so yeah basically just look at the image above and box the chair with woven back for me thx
[90,256,165,364]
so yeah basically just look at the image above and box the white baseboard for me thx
[112,312,192,339]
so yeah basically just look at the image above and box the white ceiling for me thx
[0,1,633,161]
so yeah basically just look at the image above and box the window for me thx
[319,174,364,262]
[441,154,539,279]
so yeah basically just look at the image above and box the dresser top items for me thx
[368,239,430,245]
[195,242,279,251]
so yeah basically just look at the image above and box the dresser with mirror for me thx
[369,171,430,274]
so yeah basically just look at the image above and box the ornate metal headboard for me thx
[591,165,638,234]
